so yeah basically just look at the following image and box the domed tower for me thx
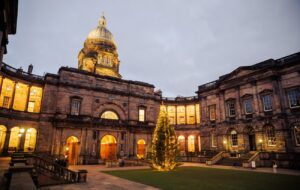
[78,15,121,78]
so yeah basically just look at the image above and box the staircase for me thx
[216,152,255,167]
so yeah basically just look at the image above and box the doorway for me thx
[66,136,79,165]
[100,135,117,160]
[248,134,256,151]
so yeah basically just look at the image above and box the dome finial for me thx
[99,12,107,27]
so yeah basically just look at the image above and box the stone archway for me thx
[0,125,7,153]
[100,135,117,160]
[137,139,146,159]
[66,136,79,165]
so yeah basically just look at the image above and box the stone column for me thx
[2,129,11,154]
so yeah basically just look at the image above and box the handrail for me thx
[206,151,224,165]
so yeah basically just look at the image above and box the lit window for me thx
[0,125,7,153]
[70,99,81,116]
[266,126,276,146]
[28,86,43,113]
[177,106,186,124]
[287,89,300,108]
[196,104,200,124]
[294,126,300,146]
[178,135,185,151]
[0,78,15,108]
[244,99,253,114]
[188,135,195,152]
[138,108,145,122]
[227,101,236,117]
[262,94,272,111]
[187,105,195,124]
[231,130,238,146]
[3,97,10,108]
[13,83,29,111]
[209,105,216,121]
[211,133,217,147]
[167,106,176,124]
[101,111,119,120]
[24,128,37,152]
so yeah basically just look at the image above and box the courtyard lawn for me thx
[104,166,300,190]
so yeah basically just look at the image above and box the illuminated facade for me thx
[1,13,300,167]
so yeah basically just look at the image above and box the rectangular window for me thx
[27,86,43,113]
[244,99,253,114]
[287,89,300,108]
[177,106,186,124]
[138,108,145,122]
[227,101,236,117]
[167,106,176,124]
[186,105,195,124]
[27,101,35,112]
[169,116,175,124]
[3,96,10,108]
[211,133,217,147]
[70,99,81,115]
[231,131,238,146]
[209,105,216,121]
[262,94,273,111]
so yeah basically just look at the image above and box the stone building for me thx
[0,13,300,166]
[0,16,161,164]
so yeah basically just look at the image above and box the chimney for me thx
[28,64,33,74]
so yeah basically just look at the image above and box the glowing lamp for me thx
[259,139,263,143]
[20,128,25,133]
[223,140,227,144]
[66,147,69,151]
[18,133,22,137]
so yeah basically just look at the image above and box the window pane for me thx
[209,105,216,121]
[101,111,119,120]
[13,83,29,111]
[0,78,15,108]
[294,126,300,146]
[139,108,145,122]
[211,133,217,147]
[188,135,195,152]
[177,106,185,124]
[28,86,43,113]
[167,106,176,124]
[227,101,236,117]
[262,95,272,111]
[71,99,81,115]
[187,105,195,124]
[244,99,253,114]
[288,89,300,108]
[266,126,276,146]
[196,104,200,124]
[231,131,238,146]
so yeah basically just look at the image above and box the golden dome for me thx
[87,15,116,47]
[78,15,122,78]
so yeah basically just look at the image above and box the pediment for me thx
[220,67,255,82]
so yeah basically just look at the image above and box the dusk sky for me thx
[4,0,300,97]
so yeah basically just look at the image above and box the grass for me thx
[104,166,300,190]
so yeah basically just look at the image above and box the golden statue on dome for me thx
[78,14,121,78]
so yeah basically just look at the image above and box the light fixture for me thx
[223,140,227,144]
[20,128,25,133]
[18,133,22,137]
[259,139,263,143]
[66,147,69,151]
[27,128,31,132]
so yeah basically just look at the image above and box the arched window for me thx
[231,130,238,147]
[137,139,146,159]
[0,125,7,153]
[294,126,300,146]
[178,135,185,151]
[266,126,276,146]
[8,127,20,151]
[24,128,37,152]
[188,135,195,152]
[100,111,119,120]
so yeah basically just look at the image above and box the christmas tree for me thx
[150,109,178,171]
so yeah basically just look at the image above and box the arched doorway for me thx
[137,139,146,159]
[24,128,37,152]
[8,127,20,152]
[66,136,79,165]
[100,135,117,160]
[0,125,7,153]
[247,127,256,151]
[178,135,185,152]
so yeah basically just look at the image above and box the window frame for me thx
[262,94,273,112]
[287,88,300,108]
[209,105,216,121]
[243,98,253,114]
[138,107,146,122]
[266,126,276,146]
[230,130,238,147]
[293,125,300,146]
[70,97,82,116]
[211,133,217,147]
[227,100,236,117]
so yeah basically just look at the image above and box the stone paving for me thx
[40,165,159,190]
